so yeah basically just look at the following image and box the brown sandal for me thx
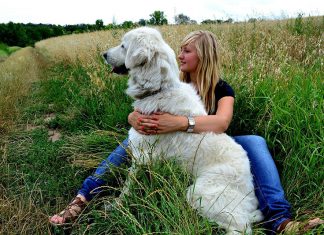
[49,197,87,226]
[277,218,324,234]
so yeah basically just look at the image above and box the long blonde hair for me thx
[180,30,221,114]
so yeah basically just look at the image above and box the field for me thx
[0,16,323,234]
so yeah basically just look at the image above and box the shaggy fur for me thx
[103,27,263,234]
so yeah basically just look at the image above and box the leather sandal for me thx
[277,218,324,234]
[49,197,87,226]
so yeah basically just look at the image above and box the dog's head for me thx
[103,27,180,99]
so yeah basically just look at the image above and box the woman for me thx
[50,30,322,233]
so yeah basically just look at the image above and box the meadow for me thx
[0,16,323,234]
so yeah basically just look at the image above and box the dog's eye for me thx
[121,44,125,49]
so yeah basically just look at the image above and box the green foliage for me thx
[0,43,21,57]
[148,11,168,25]
[0,128,89,233]
[95,19,104,30]
[294,13,304,35]
[71,160,224,234]
[0,43,9,54]
[138,19,147,26]
[121,21,136,29]
[285,14,324,36]
[0,20,108,47]
[23,60,133,133]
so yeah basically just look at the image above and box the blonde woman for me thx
[50,30,322,234]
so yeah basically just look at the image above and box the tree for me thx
[248,18,257,23]
[175,13,191,24]
[224,18,233,23]
[148,11,168,25]
[95,19,104,30]
[138,19,147,26]
[201,19,217,24]
[121,21,135,29]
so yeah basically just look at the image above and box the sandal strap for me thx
[277,219,292,233]
[58,197,87,223]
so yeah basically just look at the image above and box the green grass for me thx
[71,160,226,235]
[21,60,132,133]
[1,17,323,234]
[0,43,21,59]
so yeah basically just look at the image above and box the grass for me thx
[0,43,21,61]
[0,16,323,234]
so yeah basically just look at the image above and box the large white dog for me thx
[103,27,263,234]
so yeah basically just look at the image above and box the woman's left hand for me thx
[142,112,187,134]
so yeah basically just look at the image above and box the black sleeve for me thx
[215,80,235,103]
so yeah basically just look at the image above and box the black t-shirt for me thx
[210,79,235,115]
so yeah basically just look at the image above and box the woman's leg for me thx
[233,135,292,232]
[50,138,130,224]
[77,138,130,201]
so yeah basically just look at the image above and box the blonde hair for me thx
[180,31,221,114]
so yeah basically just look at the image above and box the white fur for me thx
[104,27,263,234]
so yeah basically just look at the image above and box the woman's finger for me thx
[140,118,159,125]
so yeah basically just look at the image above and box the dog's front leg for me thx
[119,164,137,199]
[104,164,137,211]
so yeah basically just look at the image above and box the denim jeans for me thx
[78,135,291,232]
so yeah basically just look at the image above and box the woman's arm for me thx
[128,96,234,134]
[194,96,234,133]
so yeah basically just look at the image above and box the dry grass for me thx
[34,17,323,79]
[35,30,127,66]
[0,47,50,133]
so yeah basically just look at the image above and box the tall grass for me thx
[0,47,49,133]
[0,16,323,234]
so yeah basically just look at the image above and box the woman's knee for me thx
[246,135,267,145]
[234,135,266,146]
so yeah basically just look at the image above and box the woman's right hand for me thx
[128,110,159,135]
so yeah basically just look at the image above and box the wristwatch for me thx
[187,116,195,133]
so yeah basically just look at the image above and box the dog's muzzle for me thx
[111,64,129,75]
[102,52,129,75]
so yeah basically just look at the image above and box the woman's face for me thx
[178,42,199,74]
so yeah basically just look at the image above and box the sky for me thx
[1,0,323,25]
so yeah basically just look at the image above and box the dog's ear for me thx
[125,41,153,69]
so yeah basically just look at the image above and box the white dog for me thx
[103,27,263,234]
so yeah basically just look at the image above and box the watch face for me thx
[187,117,195,132]
[188,117,195,126]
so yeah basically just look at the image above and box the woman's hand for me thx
[128,110,159,135]
[150,112,188,134]
[128,110,187,135]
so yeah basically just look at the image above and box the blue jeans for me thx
[78,135,291,232]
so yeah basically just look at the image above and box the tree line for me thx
[0,11,234,47]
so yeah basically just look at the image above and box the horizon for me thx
[1,13,323,26]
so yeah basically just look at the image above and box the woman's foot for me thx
[277,218,324,234]
[49,195,87,225]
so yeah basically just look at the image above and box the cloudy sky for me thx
[1,0,323,25]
